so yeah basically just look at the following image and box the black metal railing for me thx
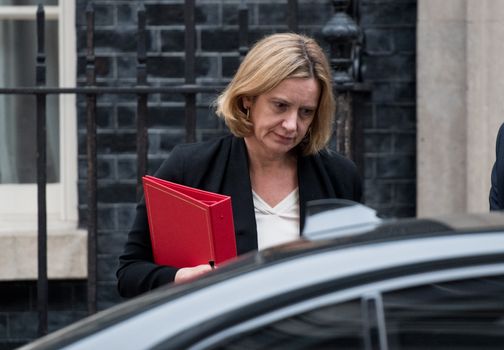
[35,5,48,338]
[0,0,365,338]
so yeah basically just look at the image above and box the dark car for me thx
[20,201,504,350]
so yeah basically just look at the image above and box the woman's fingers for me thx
[174,264,213,283]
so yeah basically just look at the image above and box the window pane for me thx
[211,300,364,350]
[383,275,504,349]
[0,19,59,183]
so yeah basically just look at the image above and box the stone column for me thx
[417,0,504,216]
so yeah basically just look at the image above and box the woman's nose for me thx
[282,111,297,131]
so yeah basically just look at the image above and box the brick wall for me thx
[359,0,417,217]
[73,0,417,313]
[75,0,340,312]
[0,281,87,349]
[0,0,417,348]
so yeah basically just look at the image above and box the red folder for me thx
[142,175,237,268]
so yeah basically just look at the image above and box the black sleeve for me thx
[322,150,363,203]
[116,147,185,298]
[338,154,362,203]
[351,164,363,203]
[490,162,499,210]
[490,124,504,210]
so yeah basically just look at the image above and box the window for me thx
[0,0,85,280]
[208,299,365,349]
[188,266,504,350]
[0,0,59,185]
[383,275,504,349]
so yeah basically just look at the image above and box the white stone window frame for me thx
[0,2,86,280]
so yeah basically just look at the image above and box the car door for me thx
[169,261,504,350]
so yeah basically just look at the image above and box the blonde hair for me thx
[216,33,335,155]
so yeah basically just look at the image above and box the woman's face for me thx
[244,77,320,159]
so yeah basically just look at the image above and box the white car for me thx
[20,200,504,350]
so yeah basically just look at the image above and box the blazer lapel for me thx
[298,153,336,234]
[221,137,258,254]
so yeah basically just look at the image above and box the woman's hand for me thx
[174,264,214,284]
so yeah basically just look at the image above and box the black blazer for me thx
[490,123,504,210]
[117,135,362,298]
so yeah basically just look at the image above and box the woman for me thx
[117,33,362,298]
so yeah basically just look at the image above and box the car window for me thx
[208,299,365,350]
[383,275,504,349]
[189,273,504,350]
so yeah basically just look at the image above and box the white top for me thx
[253,188,300,251]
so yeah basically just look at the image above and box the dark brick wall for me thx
[75,0,343,316]
[0,0,416,348]
[0,281,87,349]
[77,0,417,313]
[359,0,417,217]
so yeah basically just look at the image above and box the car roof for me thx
[20,211,504,350]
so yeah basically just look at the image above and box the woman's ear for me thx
[242,96,253,110]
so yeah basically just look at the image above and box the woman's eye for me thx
[300,109,315,118]
[274,102,286,109]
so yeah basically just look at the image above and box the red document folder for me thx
[142,175,237,268]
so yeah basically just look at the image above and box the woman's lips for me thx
[273,133,296,144]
